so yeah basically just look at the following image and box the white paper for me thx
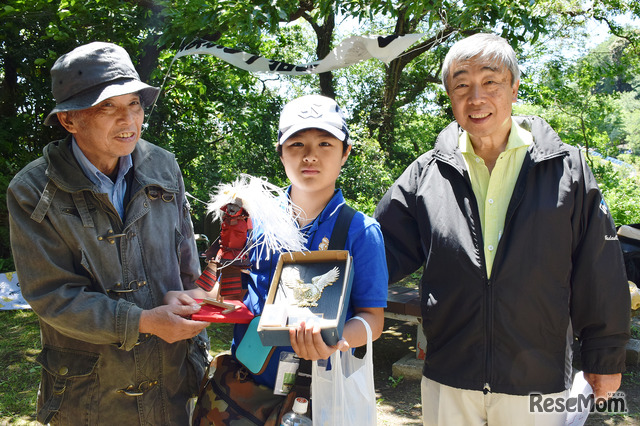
[0,271,31,310]
[566,371,593,426]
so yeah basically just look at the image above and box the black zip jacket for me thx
[374,116,630,395]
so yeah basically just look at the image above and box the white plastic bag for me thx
[311,316,376,426]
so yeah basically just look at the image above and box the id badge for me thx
[273,352,299,396]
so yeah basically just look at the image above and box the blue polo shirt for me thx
[231,188,388,388]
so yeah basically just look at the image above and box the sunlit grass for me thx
[0,310,40,424]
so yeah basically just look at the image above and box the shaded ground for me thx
[373,318,640,426]
[372,318,423,425]
[1,314,637,425]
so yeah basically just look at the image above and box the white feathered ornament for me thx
[195,174,307,302]
[207,174,307,258]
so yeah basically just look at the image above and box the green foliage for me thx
[205,322,234,355]
[158,0,300,45]
[603,175,640,226]
[516,32,640,229]
[388,374,404,388]
[618,90,640,154]
[526,55,622,156]
[517,98,640,227]
[388,95,452,176]
[2,0,640,267]
[594,158,640,226]
[144,50,286,226]
[0,0,169,262]
[339,132,394,216]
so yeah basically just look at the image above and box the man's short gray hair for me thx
[441,33,520,92]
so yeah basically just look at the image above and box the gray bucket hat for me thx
[44,42,160,126]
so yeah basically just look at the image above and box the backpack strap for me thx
[328,203,356,250]
[294,203,357,397]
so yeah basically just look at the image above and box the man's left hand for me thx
[164,290,199,307]
[583,372,622,401]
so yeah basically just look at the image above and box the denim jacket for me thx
[7,136,210,424]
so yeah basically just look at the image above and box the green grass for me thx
[395,271,421,288]
[0,310,234,424]
[631,323,640,340]
[0,310,41,424]
[207,322,234,355]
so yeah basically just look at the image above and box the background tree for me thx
[0,0,170,269]
[516,30,640,225]
[2,0,640,269]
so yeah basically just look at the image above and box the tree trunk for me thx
[376,16,457,160]
[307,12,336,98]
[378,9,410,158]
[0,53,18,118]
[379,57,404,158]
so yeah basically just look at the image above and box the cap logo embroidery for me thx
[298,105,323,120]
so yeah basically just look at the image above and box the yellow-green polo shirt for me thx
[459,120,533,278]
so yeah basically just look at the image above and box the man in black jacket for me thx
[375,33,630,425]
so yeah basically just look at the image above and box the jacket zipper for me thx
[445,154,495,394]
[484,274,493,394]
[462,163,494,394]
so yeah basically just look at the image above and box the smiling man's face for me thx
[58,93,144,177]
[447,56,519,145]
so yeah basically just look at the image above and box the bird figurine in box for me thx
[281,265,340,307]
[196,174,307,304]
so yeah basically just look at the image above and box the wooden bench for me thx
[384,285,426,360]
[385,286,421,323]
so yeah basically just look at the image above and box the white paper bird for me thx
[281,266,340,307]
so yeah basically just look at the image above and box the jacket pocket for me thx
[36,346,100,424]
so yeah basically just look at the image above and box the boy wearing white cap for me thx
[8,42,210,424]
[273,95,387,360]
[192,95,388,424]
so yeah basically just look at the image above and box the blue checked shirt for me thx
[71,138,132,219]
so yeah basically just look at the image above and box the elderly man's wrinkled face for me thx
[58,93,144,177]
[447,57,519,144]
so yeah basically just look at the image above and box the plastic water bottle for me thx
[280,397,312,426]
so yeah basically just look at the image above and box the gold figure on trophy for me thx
[281,266,340,307]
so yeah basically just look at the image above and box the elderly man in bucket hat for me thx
[7,42,211,424]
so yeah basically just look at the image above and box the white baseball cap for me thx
[277,94,350,145]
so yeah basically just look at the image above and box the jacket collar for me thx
[44,135,178,193]
[433,115,569,171]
